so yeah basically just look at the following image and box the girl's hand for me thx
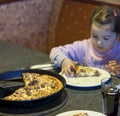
[61,58,78,77]
[105,60,120,77]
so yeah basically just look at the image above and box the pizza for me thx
[2,73,63,101]
[75,66,101,77]
[73,112,89,116]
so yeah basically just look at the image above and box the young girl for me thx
[50,5,120,77]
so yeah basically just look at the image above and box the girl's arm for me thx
[50,40,86,67]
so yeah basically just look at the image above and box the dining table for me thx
[0,40,120,116]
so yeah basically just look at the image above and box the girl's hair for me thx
[90,5,120,33]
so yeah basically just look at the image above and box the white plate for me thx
[56,110,106,116]
[60,67,111,89]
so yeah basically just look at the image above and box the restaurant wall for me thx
[0,0,119,54]
[0,0,54,53]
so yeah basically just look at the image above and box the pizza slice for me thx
[75,66,101,77]
[22,72,41,86]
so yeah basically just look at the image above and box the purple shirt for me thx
[50,38,120,68]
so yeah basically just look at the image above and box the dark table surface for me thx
[0,41,119,116]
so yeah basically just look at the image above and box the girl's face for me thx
[91,22,119,53]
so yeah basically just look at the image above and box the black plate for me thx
[0,69,66,108]
[0,90,68,115]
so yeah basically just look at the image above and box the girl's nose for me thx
[97,40,101,45]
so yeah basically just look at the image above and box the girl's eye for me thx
[92,34,98,39]
[104,37,110,40]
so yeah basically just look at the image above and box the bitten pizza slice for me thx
[75,66,101,77]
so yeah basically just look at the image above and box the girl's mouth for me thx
[95,46,104,52]
[97,46,103,49]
